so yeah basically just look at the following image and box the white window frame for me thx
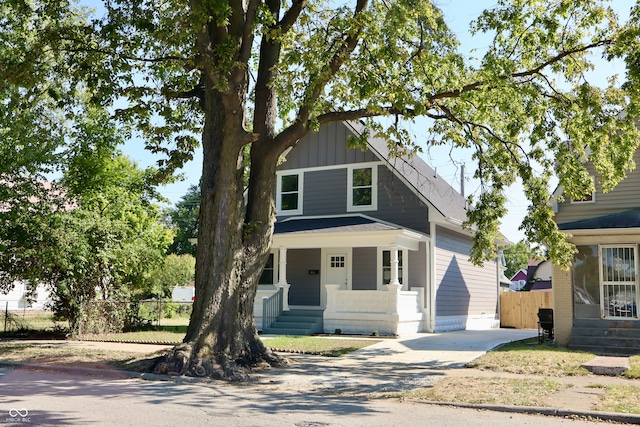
[377,247,408,290]
[347,164,378,212]
[276,171,303,216]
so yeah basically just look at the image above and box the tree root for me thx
[153,343,288,381]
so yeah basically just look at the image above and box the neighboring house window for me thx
[380,249,406,286]
[259,253,275,285]
[347,165,377,211]
[276,172,303,215]
[571,177,596,204]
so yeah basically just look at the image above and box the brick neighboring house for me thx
[552,149,640,354]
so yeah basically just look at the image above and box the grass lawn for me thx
[466,339,594,376]
[261,335,380,356]
[0,342,160,372]
[401,377,567,407]
[399,338,640,414]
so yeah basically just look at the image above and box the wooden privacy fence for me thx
[500,290,552,329]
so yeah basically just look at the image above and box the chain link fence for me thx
[1,300,192,335]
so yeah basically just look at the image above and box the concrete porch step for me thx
[569,343,640,356]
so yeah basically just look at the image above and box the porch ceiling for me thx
[273,215,426,250]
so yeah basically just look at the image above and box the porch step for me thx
[569,319,640,356]
[263,309,323,336]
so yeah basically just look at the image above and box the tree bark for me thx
[154,78,285,381]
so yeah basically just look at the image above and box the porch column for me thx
[390,245,401,287]
[277,247,290,311]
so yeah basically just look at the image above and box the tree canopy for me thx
[3,0,640,379]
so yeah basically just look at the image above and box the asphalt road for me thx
[0,369,623,427]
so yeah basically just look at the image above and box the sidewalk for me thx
[3,330,640,424]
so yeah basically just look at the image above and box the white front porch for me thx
[255,284,425,335]
[254,215,430,335]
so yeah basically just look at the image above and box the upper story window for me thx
[276,172,303,215]
[347,165,377,212]
[571,177,596,204]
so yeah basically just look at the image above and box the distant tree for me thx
[140,254,196,299]
[166,185,201,256]
[0,106,173,333]
[502,241,539,279]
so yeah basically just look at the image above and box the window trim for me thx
[377,247,407,290]
[570,177,596,204]
[258,251,279,286]
[276,171,303,216]
[347,164,378,212]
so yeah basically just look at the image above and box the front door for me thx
[326,253,348,289]
[600,245,639,319]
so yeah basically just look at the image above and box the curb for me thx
[411,399,640,425]
[0,361,219,384]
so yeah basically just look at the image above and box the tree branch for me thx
[429,39,613,102]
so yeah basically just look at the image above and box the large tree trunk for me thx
[154,82,286,381]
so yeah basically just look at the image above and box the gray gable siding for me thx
[352,247,377,290]
[555,149,640,225]
[278,121,377,170]
[302,169,347,216]
[287,249,321,306]
[435,226,497,317]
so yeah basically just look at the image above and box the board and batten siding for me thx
[434,226,497,317]
[287,249,322,306]
[352,247,377,290]
[278,121,377,170]
[555,149,640,224]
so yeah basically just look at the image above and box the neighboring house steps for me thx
[262,309,324,335]
[569,319,640,356]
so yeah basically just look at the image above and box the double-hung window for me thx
[347,165,377,211]
[379,248,406,288]
[277,172,303,215]
[259,253,275,285]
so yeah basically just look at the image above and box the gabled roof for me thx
[557,208,640,230]
[344,121,468,224]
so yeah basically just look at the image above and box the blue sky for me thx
[113,0,635,243]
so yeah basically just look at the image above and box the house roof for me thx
[275,215,399,235]
[345,122,468,224]
[557,208,640,231]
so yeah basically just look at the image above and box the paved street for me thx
[0,369,617,426]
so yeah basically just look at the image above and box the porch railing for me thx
[262,287,284,330]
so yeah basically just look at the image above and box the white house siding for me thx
[555,149,640,224]
[0,282,51,311]
[434,226,499,331]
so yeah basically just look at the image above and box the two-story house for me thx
[552,149,640,354]
[255,121,501,336]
